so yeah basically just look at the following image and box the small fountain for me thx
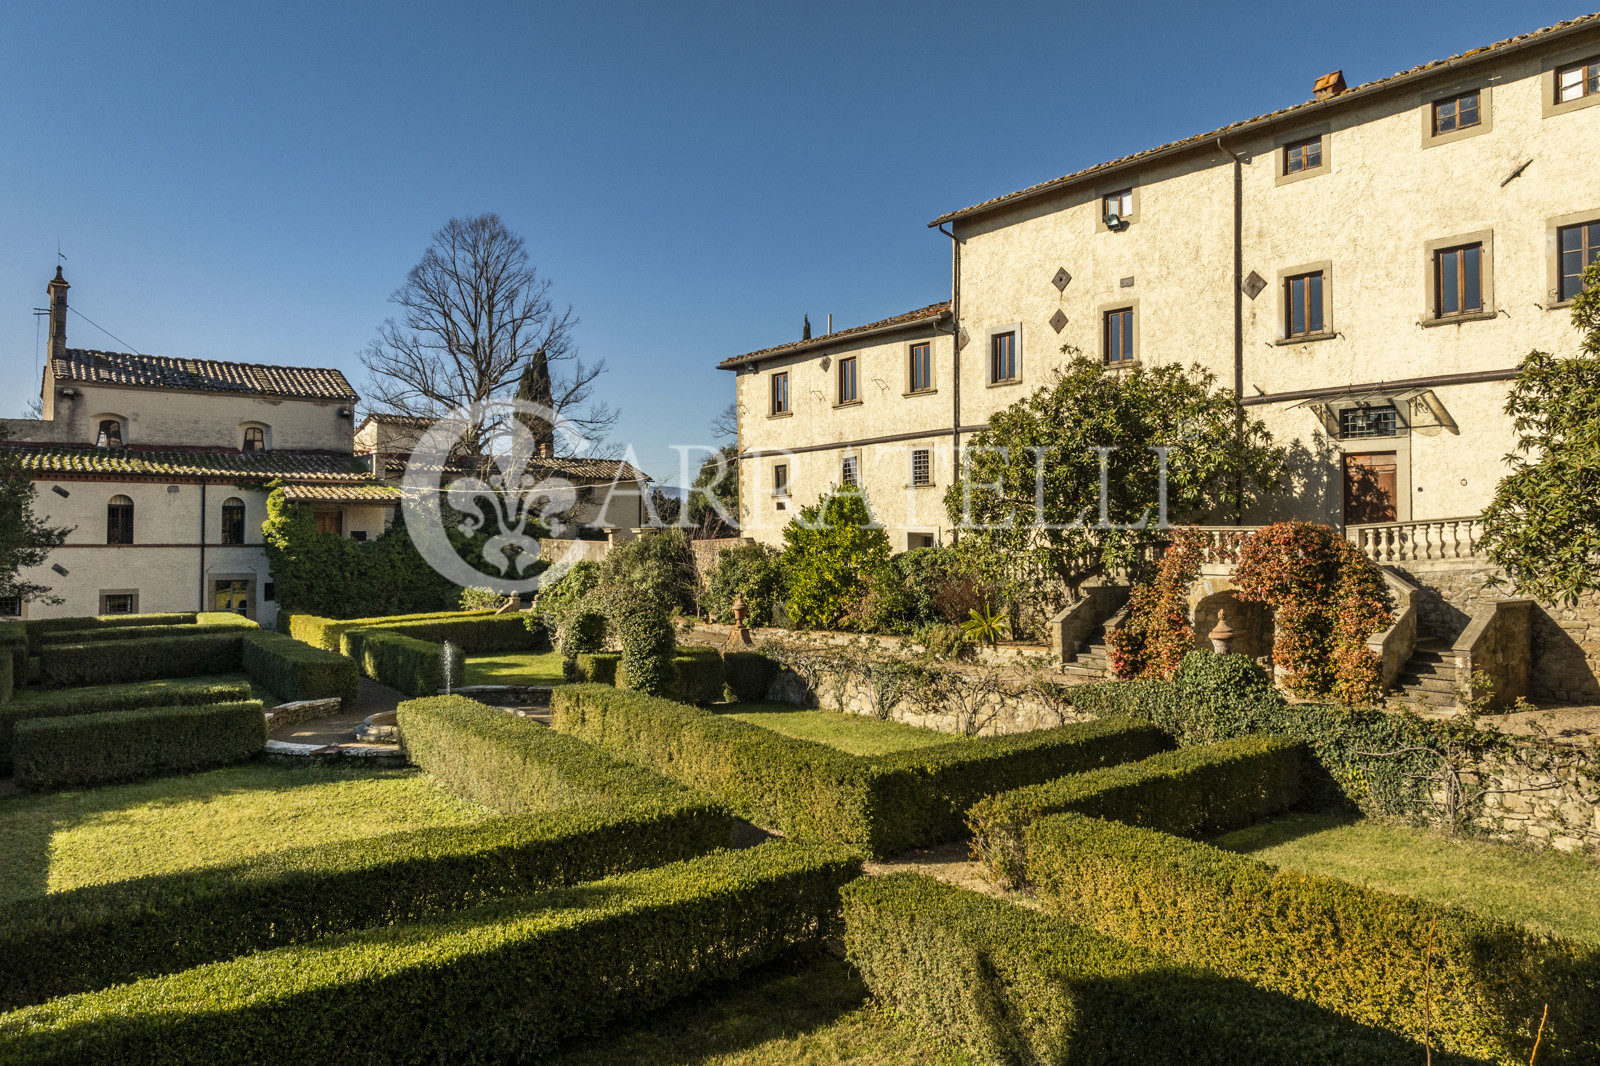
[441,640,463,694]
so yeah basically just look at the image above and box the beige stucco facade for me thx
[728,17,1600,547]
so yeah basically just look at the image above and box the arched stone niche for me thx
[1188,577,1273,661]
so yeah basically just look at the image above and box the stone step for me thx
[1058,664,1106,680]
[1392,688,1457,708]
[1403,659,1451,678]
[1409,651,1450,666]
[1396,672,1458,695]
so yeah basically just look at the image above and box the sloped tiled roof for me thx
[371,451,648,484]
[53,348,358,402]
[931,13,1600,225]
[717,301,950,370]
[355,412,435,433]
[7,444,370,483]
[280,483,402,503]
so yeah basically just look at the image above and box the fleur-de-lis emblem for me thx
[444,423,577,574]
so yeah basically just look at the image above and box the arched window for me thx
[97,419,123,448]
[243,426,266,452]
[221,497,246,545]
[107,495,134,545]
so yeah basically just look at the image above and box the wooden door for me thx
[314,511,343,536]
[1343,453,1397,525]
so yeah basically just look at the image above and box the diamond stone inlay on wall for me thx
[1049,309,1069,333]
[1052,267,1072,292]
[1243,271,1267,300]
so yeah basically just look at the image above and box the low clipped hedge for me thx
[723,650,779,702]
[13,701,265,790]
[347,629,442,697]
[0,844,860,1064]
[0,678,253,774]
[575,651,621,685]
[37,633,244,687]
[36,618,255,646]
[844,873,1434,1065]
[241,631,359,707]
[22,612,197,654]
[1027,813,1600,1064]
[551,684,1167,857]
[0,786,733,1009]
[398,695,708,814]
[289,609,497,652]
[667,650,725,706]
[968,735,1304,888]
[0,654,11,705]
[351,614,548,654]
[0,622,26,685]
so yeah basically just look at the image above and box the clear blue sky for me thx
[1,1,1588,485]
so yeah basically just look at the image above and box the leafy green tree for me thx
[513,348,555,454]
[780,486,891,629]
[599,527,696,615]
[948,358,1283,602]
[1480,260,1600,604]
[704,542,786,626]
[0,426,69,605]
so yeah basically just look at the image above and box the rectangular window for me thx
[773,463,789,496]
[1557,57,1600,103]
[990,331,1017,382]
[1435,243,1484,317]
[1559,221,1600,302]
[911,448,931,487]
[1340,405,1399,440]
[107,500,134,545]
[0,596,20,618]
[1103,308,1134,365]
[840,456,858,488]
[214,579,250,616]
[1433,91,1480,134]
[770,372,789,414]
[101,593,136,615]
[907,533,936,550]
[1284,136,1322,174]
[221,500,246,545]
[837,357,858,404]
[1285,272,1326,337]
[1102,189,1132,220]
[909,342,933,392]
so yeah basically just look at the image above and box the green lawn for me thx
[719,704,960,757]
[548,954,974,1066]
[464,650,566,686]
[0,762,491,903]
[1215,812,1600,944]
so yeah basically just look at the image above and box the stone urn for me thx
[728,594,754,646]
[1208,609,1235,655]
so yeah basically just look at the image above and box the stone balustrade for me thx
[1347,516,1486,565]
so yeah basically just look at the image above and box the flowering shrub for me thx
[1232,521,1392,704]
[1105,528,1207,680]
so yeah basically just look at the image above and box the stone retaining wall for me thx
[1468,745,1600,854]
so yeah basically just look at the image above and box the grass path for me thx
[0,763,491,903]
[464,650,565,686]
[719,704,960,757]
[1215,812,1600,943]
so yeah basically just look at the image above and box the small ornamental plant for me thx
[1231,521,1393,704]
[1106,527,1207,680]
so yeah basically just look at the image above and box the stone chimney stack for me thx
[46,267,69,360]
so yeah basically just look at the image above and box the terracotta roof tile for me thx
[7,444,370,482]
[369,452,649,484]
[280,483,402,503]
[718,301,950,370]
[931,13,1600,225]
[53,348,358,402]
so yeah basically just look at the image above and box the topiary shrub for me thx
[536,560,602,627]
[558,591,611,681]
[611,598,675,697]
[670,649,725,706]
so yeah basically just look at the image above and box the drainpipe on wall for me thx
[1216,138,1247,525]
[937,222,961,543]
[198,479,207,612]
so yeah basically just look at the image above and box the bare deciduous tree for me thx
[361,213,617,455]
[709,401,739,442]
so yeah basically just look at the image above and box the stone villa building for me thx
[724,13,1600,549]
[721,13,1600,705]
[0,271,650,625]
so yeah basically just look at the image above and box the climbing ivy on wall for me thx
[261,488,463,620]
[1105,527,1207,681]
[1231,521,1393,705]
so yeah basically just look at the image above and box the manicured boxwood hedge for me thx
[37,633,244,687]
[0,785,733,1008]
[0,678,253,774]
[240,631,359,707]
[0,622,26,685]
[0,654,11,705]
[13,701,266,790]
[36,619,256,646]
[347,614,548,655]
[844,872,1432,1065]
[0,844,860,1065]
[288,609,497,652]
[666,649,726,706]
[22,613,197,654]
[723,650,779,702]
[1027,813,1600,1064]
[575,651,621,685]
[551,684,1168,857]
[968,735,1304,887]
[398,695,707,814]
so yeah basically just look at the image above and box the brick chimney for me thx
[46,266,69,360]
[1313,70,1347,101]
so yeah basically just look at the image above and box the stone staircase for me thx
[1062,624,1110,680]
[1390,639,1459,710]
